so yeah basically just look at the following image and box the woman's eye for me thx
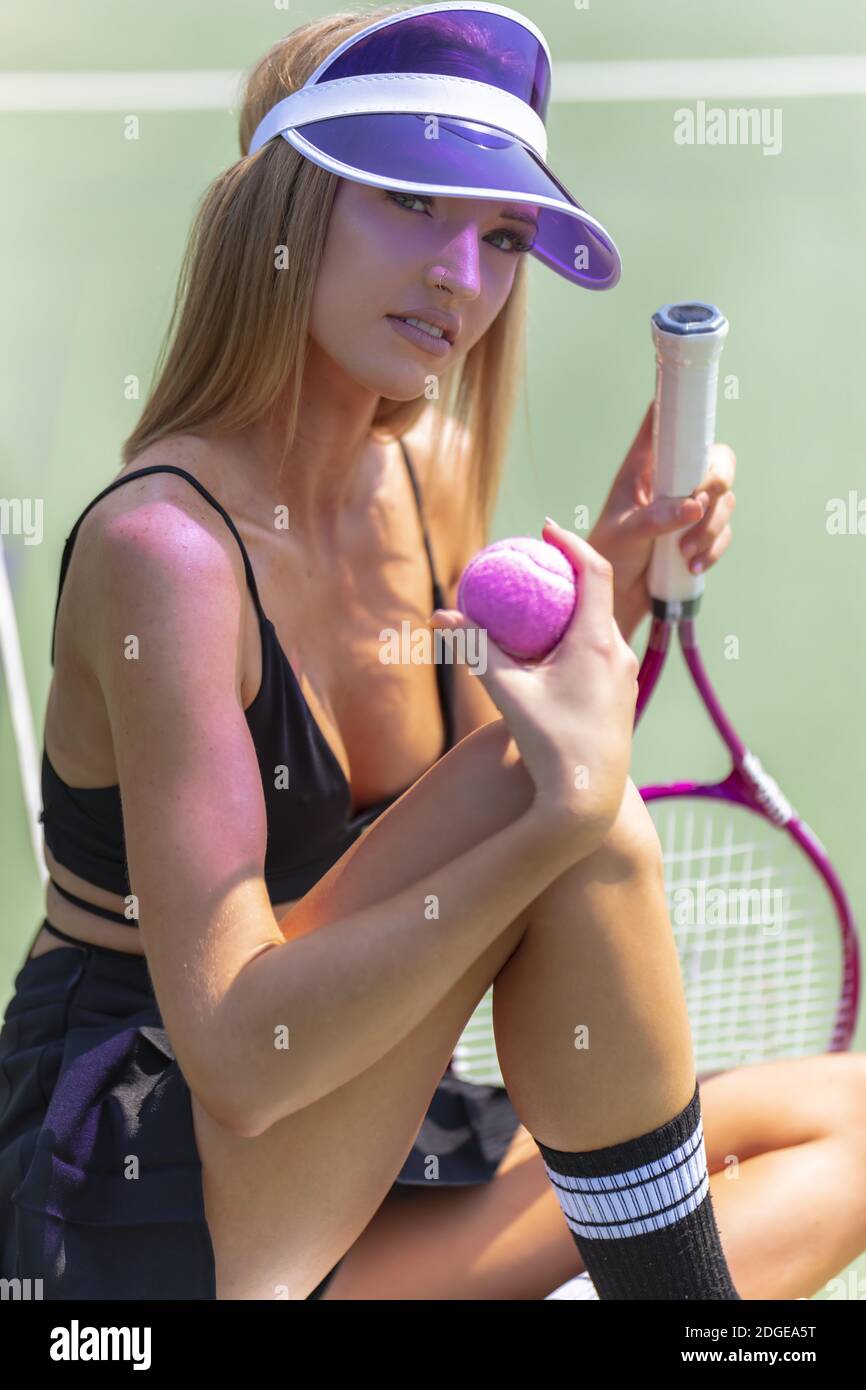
[387,190,429,215]
[487,228,535,255]
[385,191,534,255]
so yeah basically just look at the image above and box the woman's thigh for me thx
[696,1051,866,1167]
[194,716,545,1300]
[319,1123,575,1300]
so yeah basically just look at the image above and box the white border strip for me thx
[0,70,242,111]
[554,55,866,101]
[0,56,864,112]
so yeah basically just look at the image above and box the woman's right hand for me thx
[430,521,640,852]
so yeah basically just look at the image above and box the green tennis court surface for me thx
[2,0,864,1301]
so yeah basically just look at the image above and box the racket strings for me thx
[658,799,837,1070]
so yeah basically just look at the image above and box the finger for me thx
[683,524,733,574]
[690,443,736,501]
[541,518,616,648]
[628,401,656,499]
[619,493,708,539]
[679,490,736,558]
[429,608,462,628]
[621,399,654,467]
[430,607,528,682]
[634,398,654,446]
[607,400,656,507]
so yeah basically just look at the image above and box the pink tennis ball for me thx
[456,536,578,661]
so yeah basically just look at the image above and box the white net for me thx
[451,796,844,1085]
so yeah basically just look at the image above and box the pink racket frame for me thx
[635,612,861,1053]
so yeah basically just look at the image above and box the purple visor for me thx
[247,3,622,291]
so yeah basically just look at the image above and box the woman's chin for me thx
[357,366,442,400]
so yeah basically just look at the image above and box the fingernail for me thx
[691,558,704,573]
[544,515,560,529]
[681,541,696,560]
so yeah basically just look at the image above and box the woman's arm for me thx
[92,479,591,1141]
[229,788,590,1136]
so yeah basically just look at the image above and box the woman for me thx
[2,3,864,1302]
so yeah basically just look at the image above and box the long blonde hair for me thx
[121,4,529,546]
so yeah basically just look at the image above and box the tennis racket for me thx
[450,300,859,1086]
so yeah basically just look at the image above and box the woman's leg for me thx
[690,1052,866,1299]
[194,716,675,1298]
[319,1052,866,1300]
[192,716,534,1299]
[491,783,695,1152]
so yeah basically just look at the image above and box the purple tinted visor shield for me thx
[247,3,622,291]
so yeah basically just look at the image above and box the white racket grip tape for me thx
[648,303,729,603]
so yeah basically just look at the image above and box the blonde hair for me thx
[121,4,529,546]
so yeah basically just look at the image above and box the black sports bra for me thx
[39,443,456,927]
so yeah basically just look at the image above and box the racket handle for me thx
[648,302,729,603]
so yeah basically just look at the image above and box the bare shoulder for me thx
[401,410,477,589]
[75,437,244,583]
[61,436,249,670]
[76,436,230,539]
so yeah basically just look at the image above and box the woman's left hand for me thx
[587,400,737,641]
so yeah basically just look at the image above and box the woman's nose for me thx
[433,226,483,297]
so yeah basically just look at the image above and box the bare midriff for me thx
[32,847,302,959]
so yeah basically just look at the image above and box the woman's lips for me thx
[386,315,453,357]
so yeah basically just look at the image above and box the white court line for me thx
[0,70,243,111]
[553,55,866,101]
[0,56,864,111]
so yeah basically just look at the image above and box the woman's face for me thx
[308,178,537,398]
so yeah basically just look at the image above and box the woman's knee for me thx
[814,1052,866,1133]
[507,779,665,941]
[573,776,664,882]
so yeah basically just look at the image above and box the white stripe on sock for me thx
[542,1118,710,1239]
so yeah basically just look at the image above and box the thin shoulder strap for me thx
[49,464,265,666]
[398,439,447,614]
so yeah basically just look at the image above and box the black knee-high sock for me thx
[534,1081,741,1300]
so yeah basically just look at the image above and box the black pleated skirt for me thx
[0,923,520,1300]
